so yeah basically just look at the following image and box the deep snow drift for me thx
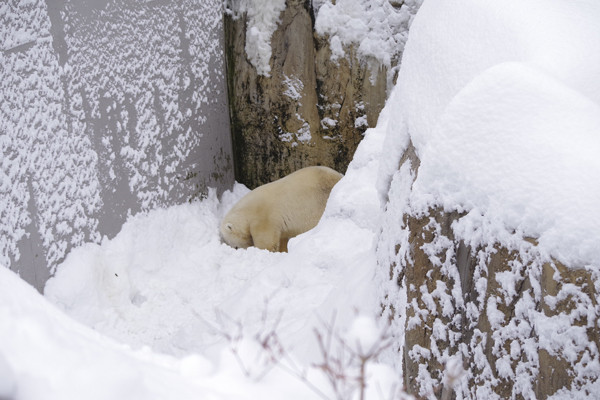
[3,120,402,399]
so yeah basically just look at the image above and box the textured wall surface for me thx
[1,0,233,291]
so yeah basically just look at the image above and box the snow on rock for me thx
[314,0,422,82]
[224,0,287,76]
[418,62,600,267]
[399,0,600,268]
[400,0,600,148]
[373,0,600,397]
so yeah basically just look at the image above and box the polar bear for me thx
[220,166,343,252]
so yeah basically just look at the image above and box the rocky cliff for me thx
[376,144,600,398]
[224,0,418,187]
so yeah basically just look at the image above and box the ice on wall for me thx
[1,0,232,290]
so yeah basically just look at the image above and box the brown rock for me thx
[378,146,600,399]
[224,1,390,188]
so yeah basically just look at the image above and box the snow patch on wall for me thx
[224,0,287,76]
[61,0,227,210]
[282,74,304,101]
[1,0,102,274]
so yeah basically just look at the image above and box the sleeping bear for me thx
[220,166,343,252]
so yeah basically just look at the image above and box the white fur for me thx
[220,166,343,252]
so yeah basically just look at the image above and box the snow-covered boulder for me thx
[374,0,600,398]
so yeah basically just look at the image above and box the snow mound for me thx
[3,262,359,399]
[5,115,404,398]
[398,0,600,267]
[0,266,214,400]
[32,117,402,397]
[401,0,600,147]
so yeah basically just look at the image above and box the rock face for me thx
[224,0,390,187]
[377,145,600,399]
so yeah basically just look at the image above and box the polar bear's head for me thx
[220,219,253,250]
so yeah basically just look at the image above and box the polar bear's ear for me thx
[225,222,234,231]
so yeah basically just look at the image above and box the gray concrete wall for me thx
[1,0,233,292]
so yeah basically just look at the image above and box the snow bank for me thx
[0,265,213,400]
[3,158,396,398]
[397,0,600,268]
[37,116,402,397]
[2,264,342,400]
[44,117,396,358]
[44,179,382,357]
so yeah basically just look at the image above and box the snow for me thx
[282,74,303,101]
[280,114,312,146]
[344,315,385,354]
[314,0,422,85]
[375,0,600,397]
[399,0,600,268]
[45,187,327,358]
[0,265,329,400]
[225,0,422,80]
[225,0,287,77]
[1,0,102,273]
[2,111,401,397]
[1,0,231,280]
[3,0,600,398]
